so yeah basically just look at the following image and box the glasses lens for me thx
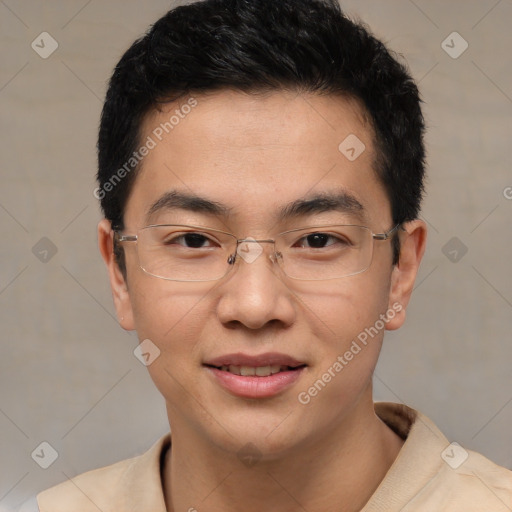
[134,224,374,282]
[278,225,373,280]
[137,225,235,281]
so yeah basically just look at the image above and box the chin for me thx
[211,403,313,455]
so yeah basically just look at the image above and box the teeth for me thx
[240,366,256,376]
[255,366,272,376]
[229,365,241,375]
[220,364,290,376]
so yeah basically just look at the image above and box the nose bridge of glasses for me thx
[236,237,275,245]
[231,237,282,266]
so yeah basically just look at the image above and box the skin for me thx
[98,89,426,512]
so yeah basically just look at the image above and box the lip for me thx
[204,352,306,368]
[203,352,307,399]
[205,366,306,399]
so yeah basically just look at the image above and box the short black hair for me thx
[97,0,425,272]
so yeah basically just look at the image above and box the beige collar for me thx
[40,402,512,511]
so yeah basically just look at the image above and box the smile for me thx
[211,364,303,377]
[203,353,307,398]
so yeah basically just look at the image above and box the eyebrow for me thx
[145,189,365,225]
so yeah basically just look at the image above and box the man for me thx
[27,0,512,510]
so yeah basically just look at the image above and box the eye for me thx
[163,232,217,249]
[295,232,349,249]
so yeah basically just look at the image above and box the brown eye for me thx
[296,233,348,249]
[163,232,214,248]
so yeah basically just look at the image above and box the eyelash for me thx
[165,232,348,249]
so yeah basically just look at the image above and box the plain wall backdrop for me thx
[1,0,511,509]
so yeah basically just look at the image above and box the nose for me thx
[216,239,295,330]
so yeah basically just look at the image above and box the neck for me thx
[163,392,404,512]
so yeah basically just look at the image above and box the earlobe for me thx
[385,220,427,331]
[97,219,136,331]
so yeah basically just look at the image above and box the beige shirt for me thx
[35,402,512,511]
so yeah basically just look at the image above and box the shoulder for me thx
[36,458,133,512]
[409,447,512,511]
[413,408,512,507]
[35,434,170,512]
[439,446,512,508]
[371,403,512,511]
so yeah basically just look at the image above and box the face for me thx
[99,90,424,458]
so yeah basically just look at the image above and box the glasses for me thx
[114,223,401,282]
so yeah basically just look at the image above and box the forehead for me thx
[124,90,390,230]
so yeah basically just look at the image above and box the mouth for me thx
[203,353,307,398]
[205,363,306,377]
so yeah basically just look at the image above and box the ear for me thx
[97,219,135,330]
[386,219,427,331]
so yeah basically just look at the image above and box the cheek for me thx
[128,276,214,389]
[294,267,391,348]
[293,272,391,409]
[129,272,210,340]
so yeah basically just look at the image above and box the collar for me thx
[117,402,442,511]
[37,402,451,512]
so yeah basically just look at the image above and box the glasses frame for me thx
[114,223,402,282]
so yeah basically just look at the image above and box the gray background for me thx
[1,0,511,509]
